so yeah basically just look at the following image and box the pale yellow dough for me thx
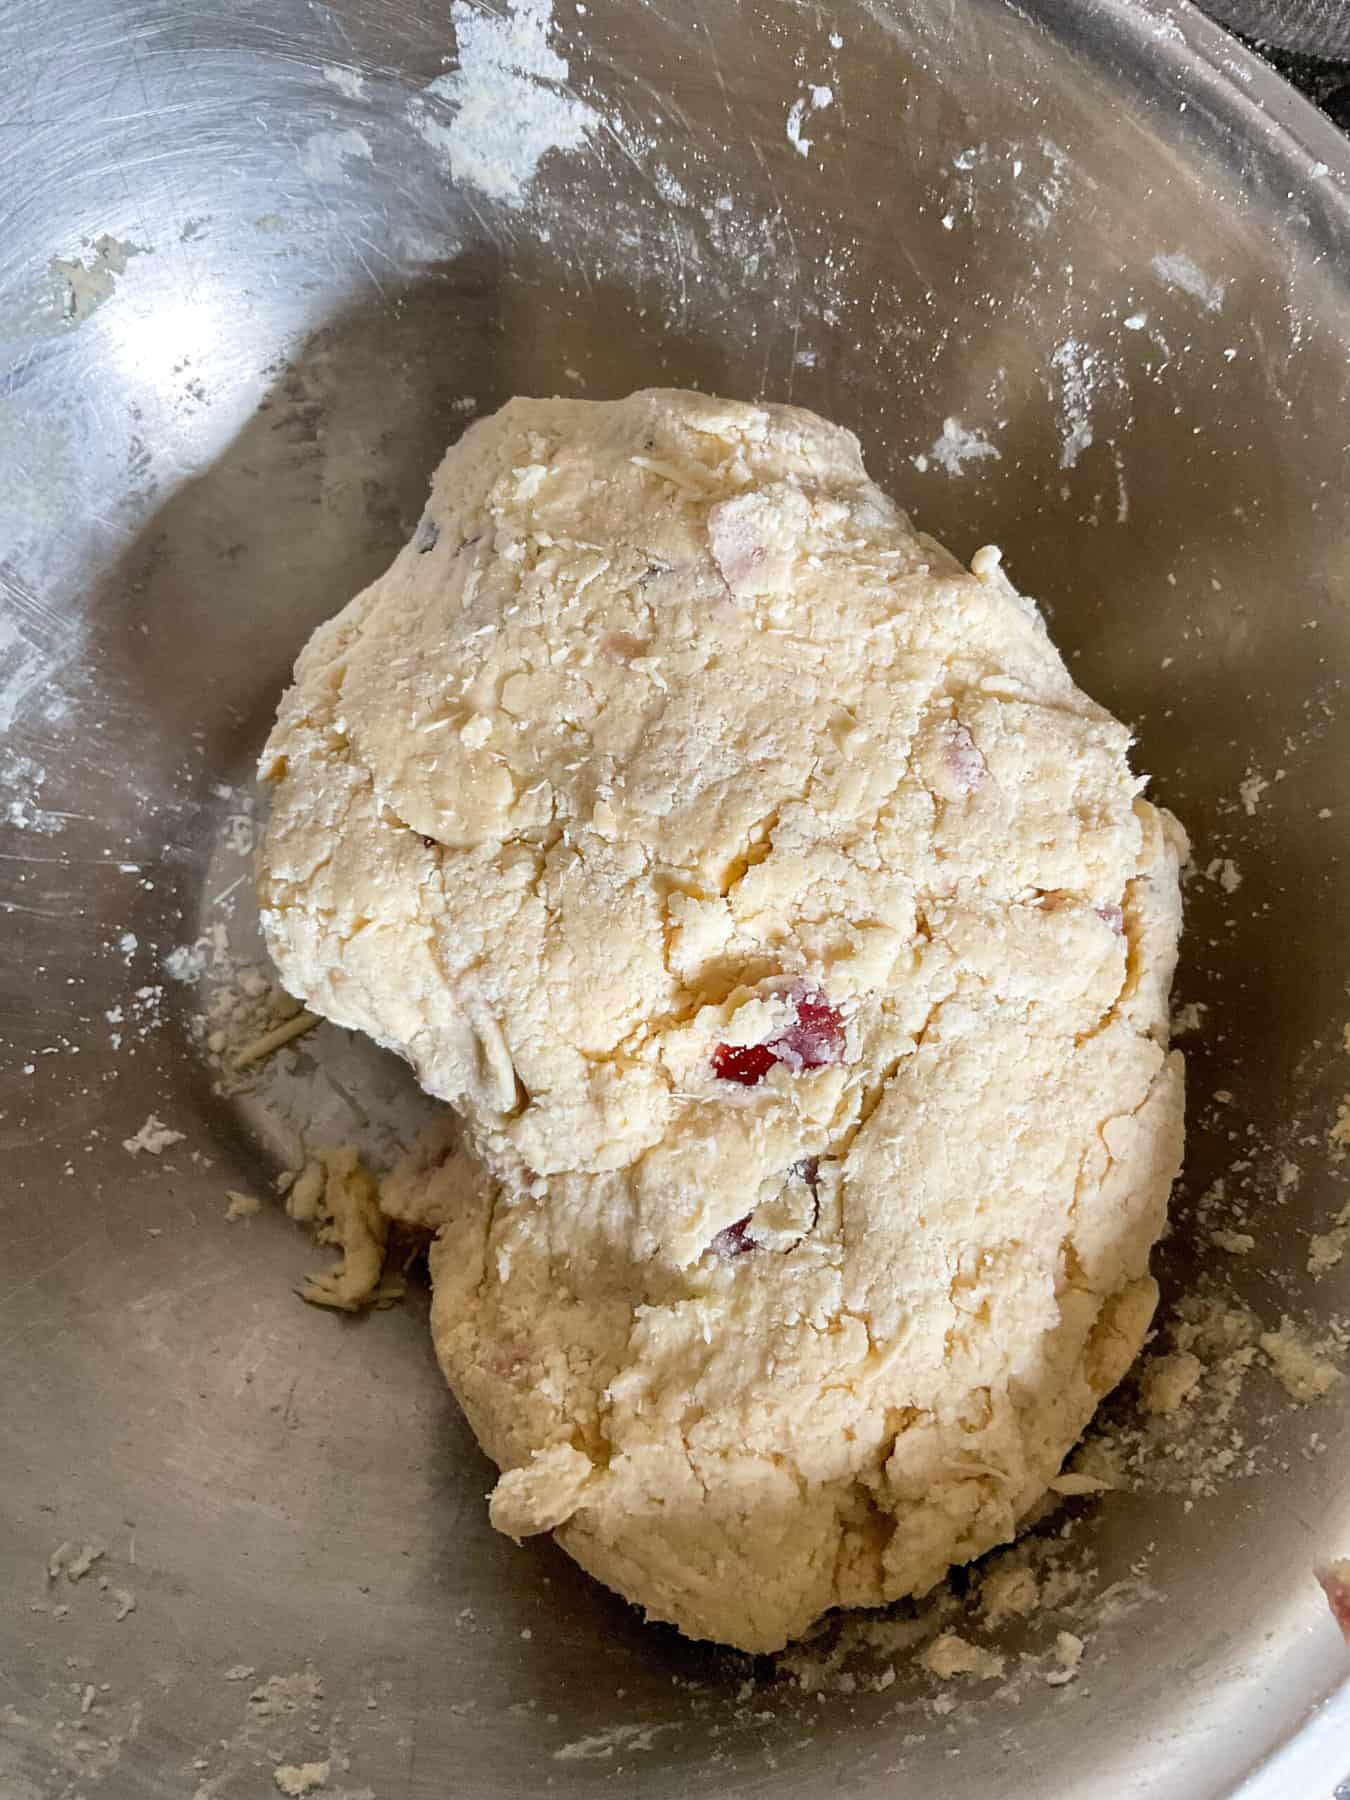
[258,389,1186,1653]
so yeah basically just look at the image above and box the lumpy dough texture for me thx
[258,390,1186,1653]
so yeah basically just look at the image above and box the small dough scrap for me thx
[123,1114,185,1157]
[1046,1629,1085,1685]
[273,1763,330,1798]
[921,1632,1005,1681]
[259,391,1188,1652]
[1139,1350,1203,1415]
[981,1560,1041,1623]
[1047,1470,1114,1496]
[1259,1324,1342,1403]
[297,1146,389,1312]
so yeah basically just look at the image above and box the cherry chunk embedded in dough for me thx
[708,1214,756,1259]
[704,1159,823,1261]
[710,1041,778,1085]
[942,721,986,791]
[711,985,845,1086]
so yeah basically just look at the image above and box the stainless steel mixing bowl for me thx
[3,1,1349,1794]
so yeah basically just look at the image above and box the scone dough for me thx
[259,390,1186,1653]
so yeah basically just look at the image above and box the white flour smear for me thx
[553,1721,674,1762]
[1152,250,1227,313]
[0,584,81,736]
[2,749,61,833]
[1051,337,1102,470]
[299,129,374,184]
[321,64,367,101]
[408,0,598,208]
[786,84,832,159]
[914,416,1001,477]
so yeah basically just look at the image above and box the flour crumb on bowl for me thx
[122,1114,185,1157]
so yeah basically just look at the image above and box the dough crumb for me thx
[1204,856,1241,893]
[1047,1470,1115,1496]
[1308,1205,1350,1277]
[284,1161,327,1224]
[1209,1229,1254,1256]
[1259,1323,1342,1403]
[224,1191,262,1222]
[921,1632,1005,1682]
[188,962,313,1098]
[249,1670,324,1719]
[297,1149,394,1313]
[233,1009,321,1069]
[1139,1350,1203,1415]
[1069,1439,1126,1491]
[274,1760,330,1796]
[48,1541,105,1583]
[980,1562,1040,1623]
[1238,769,1268,815]
[1081,1292,1263,1502]
[122,1114,185,1157]
[1317,1231,1346,1274]
[1045,1630,1085,1685]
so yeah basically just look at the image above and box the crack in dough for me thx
[258,390,1187,1652]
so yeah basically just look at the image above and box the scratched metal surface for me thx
[2,1,1349,1795]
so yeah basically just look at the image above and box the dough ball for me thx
[258,389,1186,1652]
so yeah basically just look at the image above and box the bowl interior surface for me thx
[2,1,1349,1795]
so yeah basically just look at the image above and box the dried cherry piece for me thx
[708,1214,756,1259]
[711,985,845,1085]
